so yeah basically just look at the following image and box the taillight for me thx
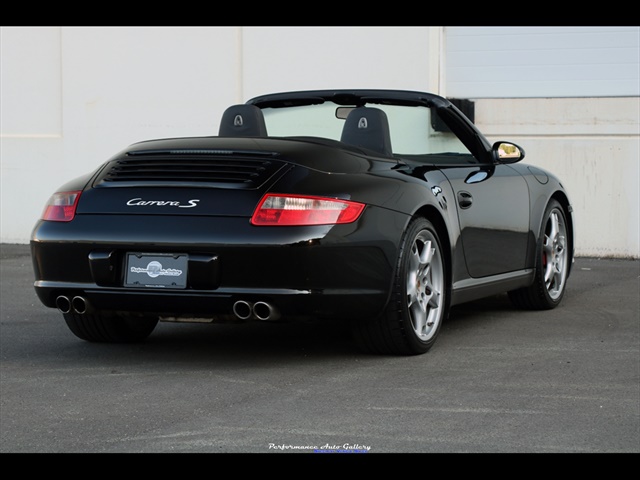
[41,191,82,222]
[251,194,365,226]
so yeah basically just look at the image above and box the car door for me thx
[441,164,530,278]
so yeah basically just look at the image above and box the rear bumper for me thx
[31,210,406,321]
[34,282,387,322]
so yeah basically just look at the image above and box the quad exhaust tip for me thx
[253,301,280,321]
[56,295,92,314]
[55,295,71,314]
[71,296,90,314]
[233,300,280,321]
[232,300,253,320]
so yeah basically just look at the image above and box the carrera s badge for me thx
[126,198,200,208]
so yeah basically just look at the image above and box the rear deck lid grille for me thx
[93,149,286,189]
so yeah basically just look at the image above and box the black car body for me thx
[31,89,574,355]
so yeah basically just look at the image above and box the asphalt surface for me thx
[1,243,638,453]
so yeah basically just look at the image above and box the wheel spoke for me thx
[406,249,419,299]
[427,288,441,310]
[551,267,563,291]
[543,212,560,287]
[543,235,554,286]
[409,243,422,271]
[409,299,427,335]
[548,212,559,241]
[406,275,417,298]
[422,241,434,265]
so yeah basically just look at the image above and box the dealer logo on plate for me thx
[130,261,183,278]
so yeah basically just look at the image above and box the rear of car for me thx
[31,136,406,335]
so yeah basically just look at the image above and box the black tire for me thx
[352,217,448,355]
[63,312,159,343]
[509,199,570,310]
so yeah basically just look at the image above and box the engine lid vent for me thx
[94,149,286,189]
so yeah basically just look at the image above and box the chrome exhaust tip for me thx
[71,296,91,314]
[55,295,71,314]
[233,300,253,320]
[253,301,280,321]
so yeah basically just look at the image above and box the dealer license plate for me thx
[125,253,188,289]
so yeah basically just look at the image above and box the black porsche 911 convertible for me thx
[31,89,574,355]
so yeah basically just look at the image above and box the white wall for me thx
[240,27,433,98]
[445,26,640,98]
[1,26,638,258]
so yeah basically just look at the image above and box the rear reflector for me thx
[251,194,365,226]
[41,191,82,222]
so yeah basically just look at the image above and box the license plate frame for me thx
[124,253,188,289]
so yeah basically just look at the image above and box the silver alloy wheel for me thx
[542,208,568,300]
[406,229,444,342]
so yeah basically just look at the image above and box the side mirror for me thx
[493,141,525,164]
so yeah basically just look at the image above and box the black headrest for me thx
[218,104,268,137]
[340,107,393,156]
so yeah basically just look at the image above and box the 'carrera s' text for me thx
[126,198,200,208]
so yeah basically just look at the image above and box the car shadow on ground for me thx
[68,296,512,363]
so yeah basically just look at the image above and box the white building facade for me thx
[1,26,639,257]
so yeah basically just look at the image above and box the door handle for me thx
[457,191,473,209]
